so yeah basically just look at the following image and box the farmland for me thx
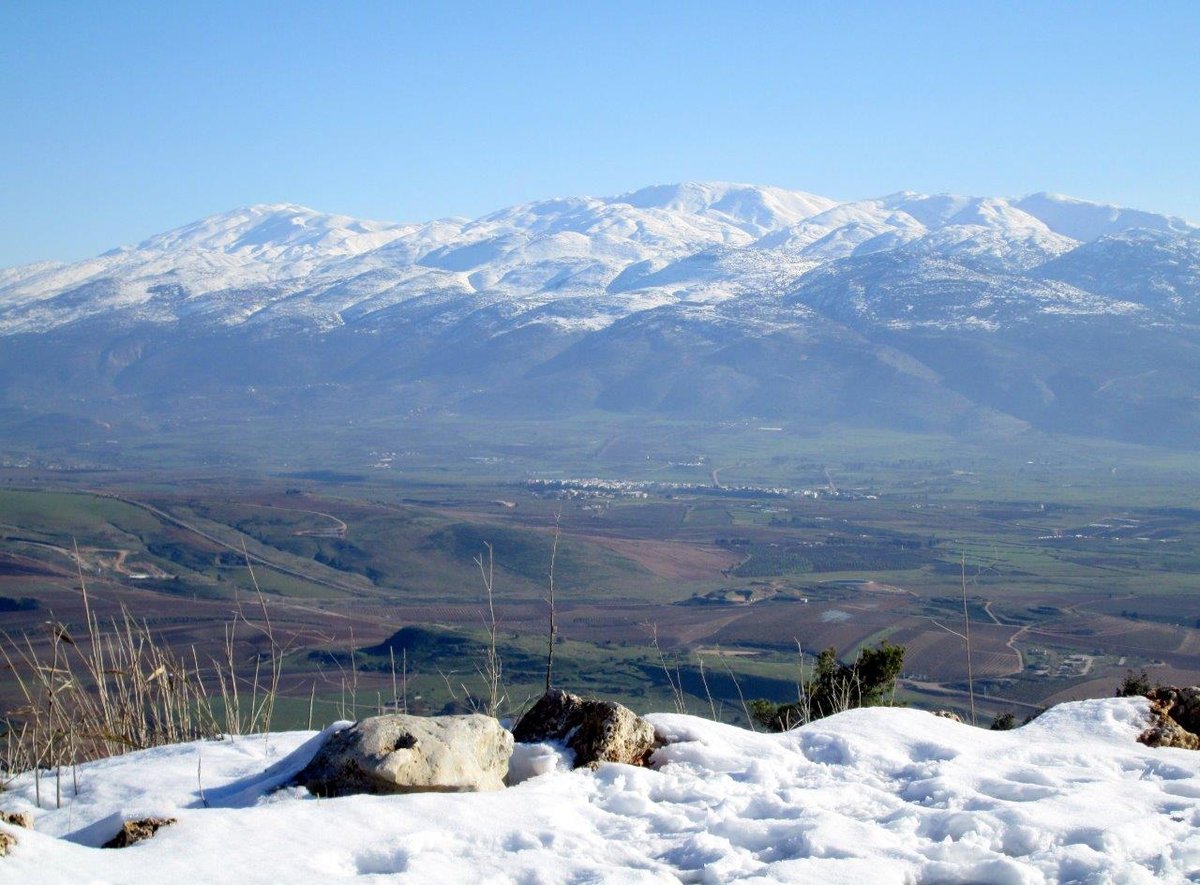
[3,422,1200,728]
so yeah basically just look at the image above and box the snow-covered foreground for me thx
[3,698,1199,883]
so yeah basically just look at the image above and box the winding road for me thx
[86,490,374,598]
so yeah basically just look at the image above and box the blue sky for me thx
[2,1,1197,266]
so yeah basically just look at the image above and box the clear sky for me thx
[2,1,1197,267]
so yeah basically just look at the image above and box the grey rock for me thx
[513,690,656,768]
[295,714,512,797]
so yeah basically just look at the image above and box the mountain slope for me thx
[0,182,1197,455]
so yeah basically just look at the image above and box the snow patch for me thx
[2,699,1198,882]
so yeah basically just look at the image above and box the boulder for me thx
[0,830,14,858]
[102,817,176,849]
[932,710,963,723]
[294,713,512,797]
[1139,686,1200,750]
[512,690,656,768]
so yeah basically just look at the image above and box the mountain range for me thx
[2,182,1198,457]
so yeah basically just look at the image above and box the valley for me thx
[2,182,1199,732]
[4,425,1200,729]
[6,8,1199,880]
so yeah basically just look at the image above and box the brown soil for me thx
[574,535,740,582]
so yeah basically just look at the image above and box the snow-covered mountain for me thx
[4,182,1193,337]
[0,183,1197,451]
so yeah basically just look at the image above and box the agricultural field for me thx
[3,427,1200,729]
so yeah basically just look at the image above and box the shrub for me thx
[1116,669,1153,698]
[989,711,1017,730]
[752,642,905,731]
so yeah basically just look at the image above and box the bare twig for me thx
[716,645,755,731]
[697,655,717,720]
[647,623,687,714]
[474,544,503,717]
[961,550,976,726]
[545,513,561,693]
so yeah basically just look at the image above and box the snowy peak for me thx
[0,205,416,325]
[1015,192,1197,242]
[617,181,839,234]
[135,203,411,259]
[0,182,1195,338]
[759,189,1196,264]
[878,191,987,228]
[753,192,1073,267]
[466,183,837,250]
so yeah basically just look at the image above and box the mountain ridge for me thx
[2,182,1195,338]
[0,182,1197,455]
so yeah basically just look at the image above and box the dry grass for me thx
[474,544,504,717]
[0,549,286,807]
[646,623,688,714]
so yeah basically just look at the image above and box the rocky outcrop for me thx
[932,710,964,723]
[0,812,32,830]
[1139,686,1200,750]
[294,714,512,797]
[513,690,656,768]
[0,811,33,856]
[102,817,176,849]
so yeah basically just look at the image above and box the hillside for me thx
[1,698,1197,882]
[1,183,1198,462]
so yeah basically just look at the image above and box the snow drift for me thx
[2,697,1198,882]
